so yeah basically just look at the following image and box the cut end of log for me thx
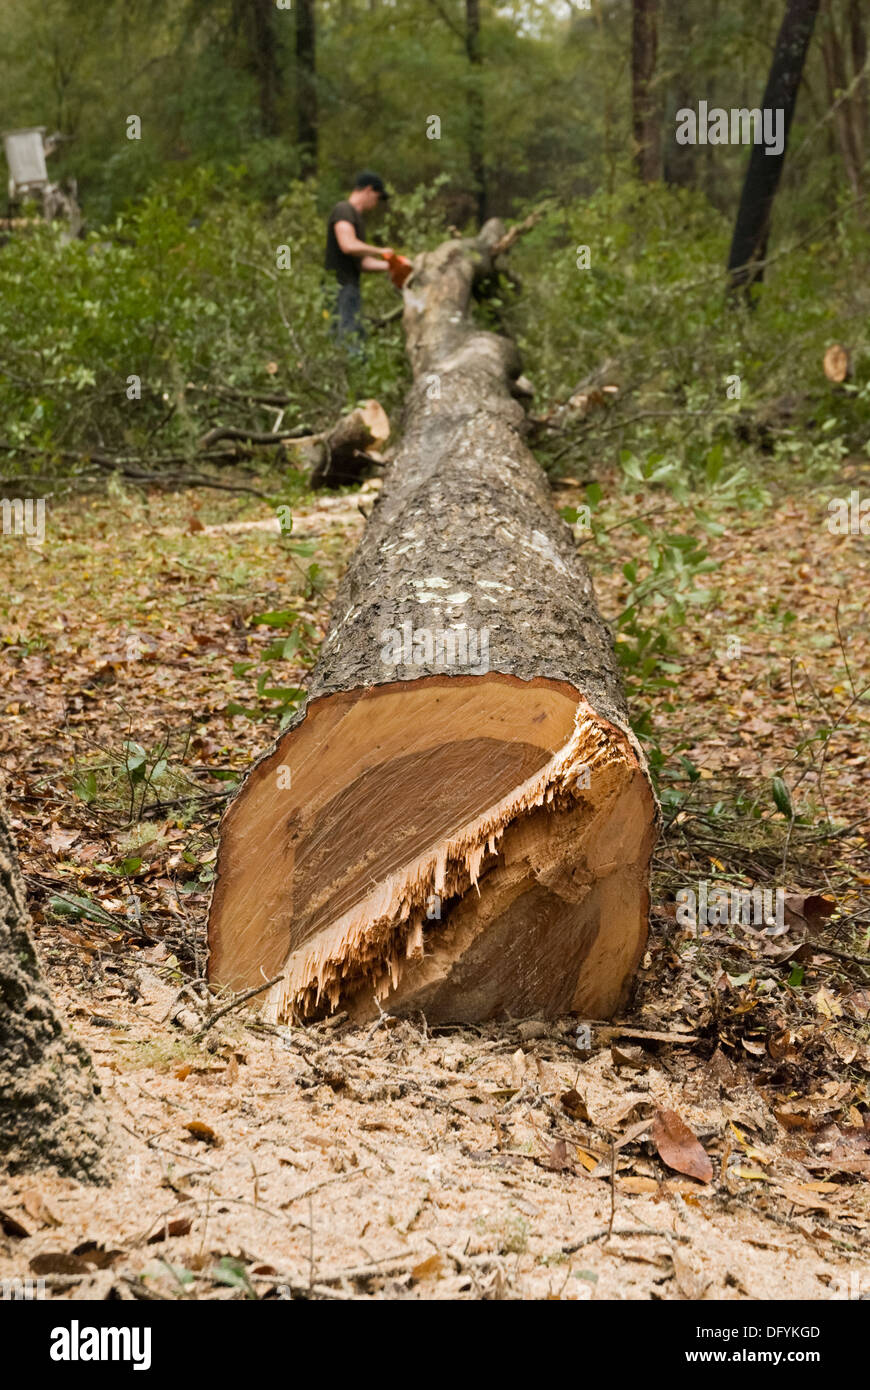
[208,675,656,1026]
[823,344,851,385]
[309,400,391,488]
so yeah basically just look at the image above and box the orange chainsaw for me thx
[383,250,412,289]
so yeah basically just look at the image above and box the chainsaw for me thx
[382,250,413,289]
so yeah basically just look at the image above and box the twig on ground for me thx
[562,1225,689,1255]
[194,973,284,1040]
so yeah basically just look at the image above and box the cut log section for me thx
[307,399,390,487]
[208,219,658,1025]
[823,344,851,385]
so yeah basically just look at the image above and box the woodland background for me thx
[0,0,868,1304]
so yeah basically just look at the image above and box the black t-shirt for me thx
[324,200,364,285]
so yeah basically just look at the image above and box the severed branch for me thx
[194,973,285,1040]
[488,207,548,258]
[197,424,313,450]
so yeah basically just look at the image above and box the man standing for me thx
[324,171,393,348]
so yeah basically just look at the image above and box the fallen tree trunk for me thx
[208,219,657,1025]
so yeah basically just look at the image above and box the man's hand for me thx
[380,247,394,259]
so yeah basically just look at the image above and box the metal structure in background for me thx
[3,126,49,198]
[1,125,80,236]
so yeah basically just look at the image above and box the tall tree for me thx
[728,0,821,295]
[0,794,108,1178]
[233,0,284,138]
[819,0,866,196]
[849,0,868,147]
[466,0,487,225]
[631,0,662,181]
[662,0,695,189]
[296,0,318,178]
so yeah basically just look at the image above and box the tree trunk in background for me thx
[819,0,867,196]
[632,0,662,181]
[727,0,821,295]
[246,0,284,138]
[296,0,318,179]
[209,220,658,1027]
[849,0,868,160]
[0,794,109,1179]
[661,0,695,188]
[466,0,487,226]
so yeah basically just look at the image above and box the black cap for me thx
[354,170,390,200]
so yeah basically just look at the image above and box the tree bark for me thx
[465,0,487,227]
[849,0,868,167]
[632,0,662,182]
[819,0,866,197]
[240,0,284,139]
[208,221,658,1027]
[0,794,109,1179]
[727,0,821,295]
[296,0,318,179]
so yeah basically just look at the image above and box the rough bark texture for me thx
[310,228,630,722]
[0,795,109,1179]
[209,220,657,1025]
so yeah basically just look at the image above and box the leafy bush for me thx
[506,182,870,481]
[0,166,437,475]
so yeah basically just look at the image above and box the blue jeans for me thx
[334,280,365,354]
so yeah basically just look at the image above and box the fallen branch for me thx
[0,442,272,497]
[307,400,391,488]
[194,972,285,1040]
[197,424,313,450]
[563,1225,690,1255]
[489,207,547,257]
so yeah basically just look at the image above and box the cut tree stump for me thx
[208,219,658,1025]
[308,399,391,487]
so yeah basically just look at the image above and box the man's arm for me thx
[334,219,392,263]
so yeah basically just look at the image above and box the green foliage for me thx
[507,183,870,483]
[227,520,325,727]
[771,776,794,820]
[1,0,846,227]
[0,167,418,471]
[490,181,870,775]
[210,1256,257,1299]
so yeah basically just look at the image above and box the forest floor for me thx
[0,456,868,1301]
